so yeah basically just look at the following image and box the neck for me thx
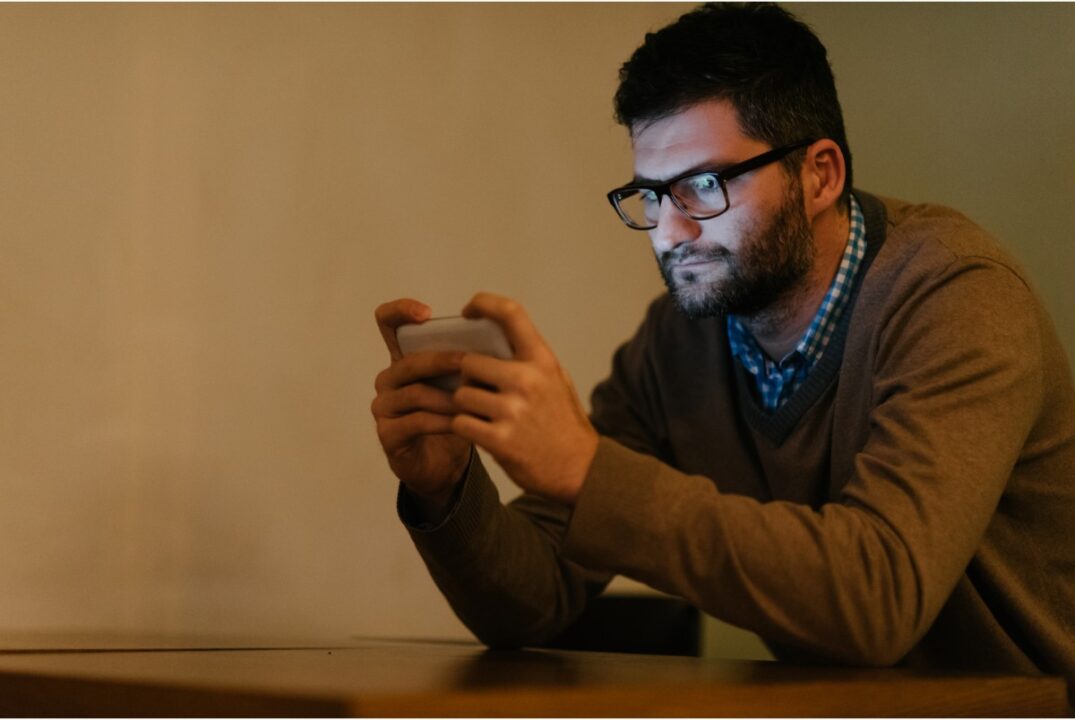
[743,204,850,360]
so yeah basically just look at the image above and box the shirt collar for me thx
[728,194,866,371]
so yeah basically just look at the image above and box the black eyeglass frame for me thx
[606,139,817,230]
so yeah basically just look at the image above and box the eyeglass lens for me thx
[615,173,728,228]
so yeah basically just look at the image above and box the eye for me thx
[639,189,660,206]
[687,174,721,193]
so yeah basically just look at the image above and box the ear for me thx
[799,139,846,220]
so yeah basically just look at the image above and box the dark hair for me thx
[615,3,853,208]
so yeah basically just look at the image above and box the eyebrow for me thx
[630,159,729,186]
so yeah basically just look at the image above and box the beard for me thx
[656,179,816,320]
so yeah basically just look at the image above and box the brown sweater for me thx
[401,192,1075,694]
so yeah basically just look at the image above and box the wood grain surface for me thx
[0,636,1067,717]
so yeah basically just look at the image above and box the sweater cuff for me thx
[397,449,501,550]
[561,436,664,571]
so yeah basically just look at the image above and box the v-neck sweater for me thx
[727,193,868,412]
[401,191,1075,696]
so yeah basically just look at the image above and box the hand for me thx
[371,298,472,507]
[451,293,599,506]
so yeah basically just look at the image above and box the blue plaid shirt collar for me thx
[727,195,867,412]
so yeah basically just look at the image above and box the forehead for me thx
[631,100,765,179]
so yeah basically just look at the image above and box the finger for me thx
[372,382,457,419]
[450,413,504,455]
[375,298,433,361]
[460,292,549,363]
[453,384,513,422]
[459,353,531,394]
[375,351,464,392]
[377,412,457,450]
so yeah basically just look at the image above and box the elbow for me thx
[458,613,531,650]
[842,633,918,668]
[473,630,525,651]
[460,607,571,651]
[781,616,919,668]
[827,513,932,667]
[826,589,927,667]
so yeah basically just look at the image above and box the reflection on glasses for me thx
[606,139,815,230]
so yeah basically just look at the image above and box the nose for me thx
[649,195,702,254]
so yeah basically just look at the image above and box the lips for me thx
[663,246,729,265]
[671,255,727,272]
[659,248,731,282]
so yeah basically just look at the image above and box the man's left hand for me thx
[450,292,599,506]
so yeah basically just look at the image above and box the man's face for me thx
[631,100,815,319]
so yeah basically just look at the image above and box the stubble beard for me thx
[656,179,816,321]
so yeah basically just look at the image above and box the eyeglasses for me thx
[606,139,816,230]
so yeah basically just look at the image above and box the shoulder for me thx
[851,193,1051,377]
[853,192,1039,316]
[868,193,1031,285]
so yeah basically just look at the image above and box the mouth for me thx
[663,246,730,267]
[670,256,727,271]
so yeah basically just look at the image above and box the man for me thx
[371,3,1075,691]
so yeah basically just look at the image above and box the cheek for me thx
[698,211,751,253]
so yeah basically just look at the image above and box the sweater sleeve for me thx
[401,450,612,647]
[562,257,1047,666]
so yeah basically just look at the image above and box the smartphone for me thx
[396,316,512,391]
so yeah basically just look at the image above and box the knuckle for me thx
[450,414,470,437]
[373,418,393,445]
[502,298,521,318]
[417,384,447,412]
[374,366,394,393]
[534,353,557,373]
[490,423,512,447]
[515,366,540,395]
[505,394,526,420]
[409,413,431,434]
[399,382,419,404]
[452,385,472,406]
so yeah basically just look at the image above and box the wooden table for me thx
[0,633,1068,717]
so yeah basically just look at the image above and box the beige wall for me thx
[1,4,1071,647]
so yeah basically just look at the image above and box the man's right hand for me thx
[371,298,472,509]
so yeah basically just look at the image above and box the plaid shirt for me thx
[727,195,866,412]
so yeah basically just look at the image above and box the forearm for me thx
[401,452,610,647]
[571,260,1046,666]
[560,436,1014,666]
